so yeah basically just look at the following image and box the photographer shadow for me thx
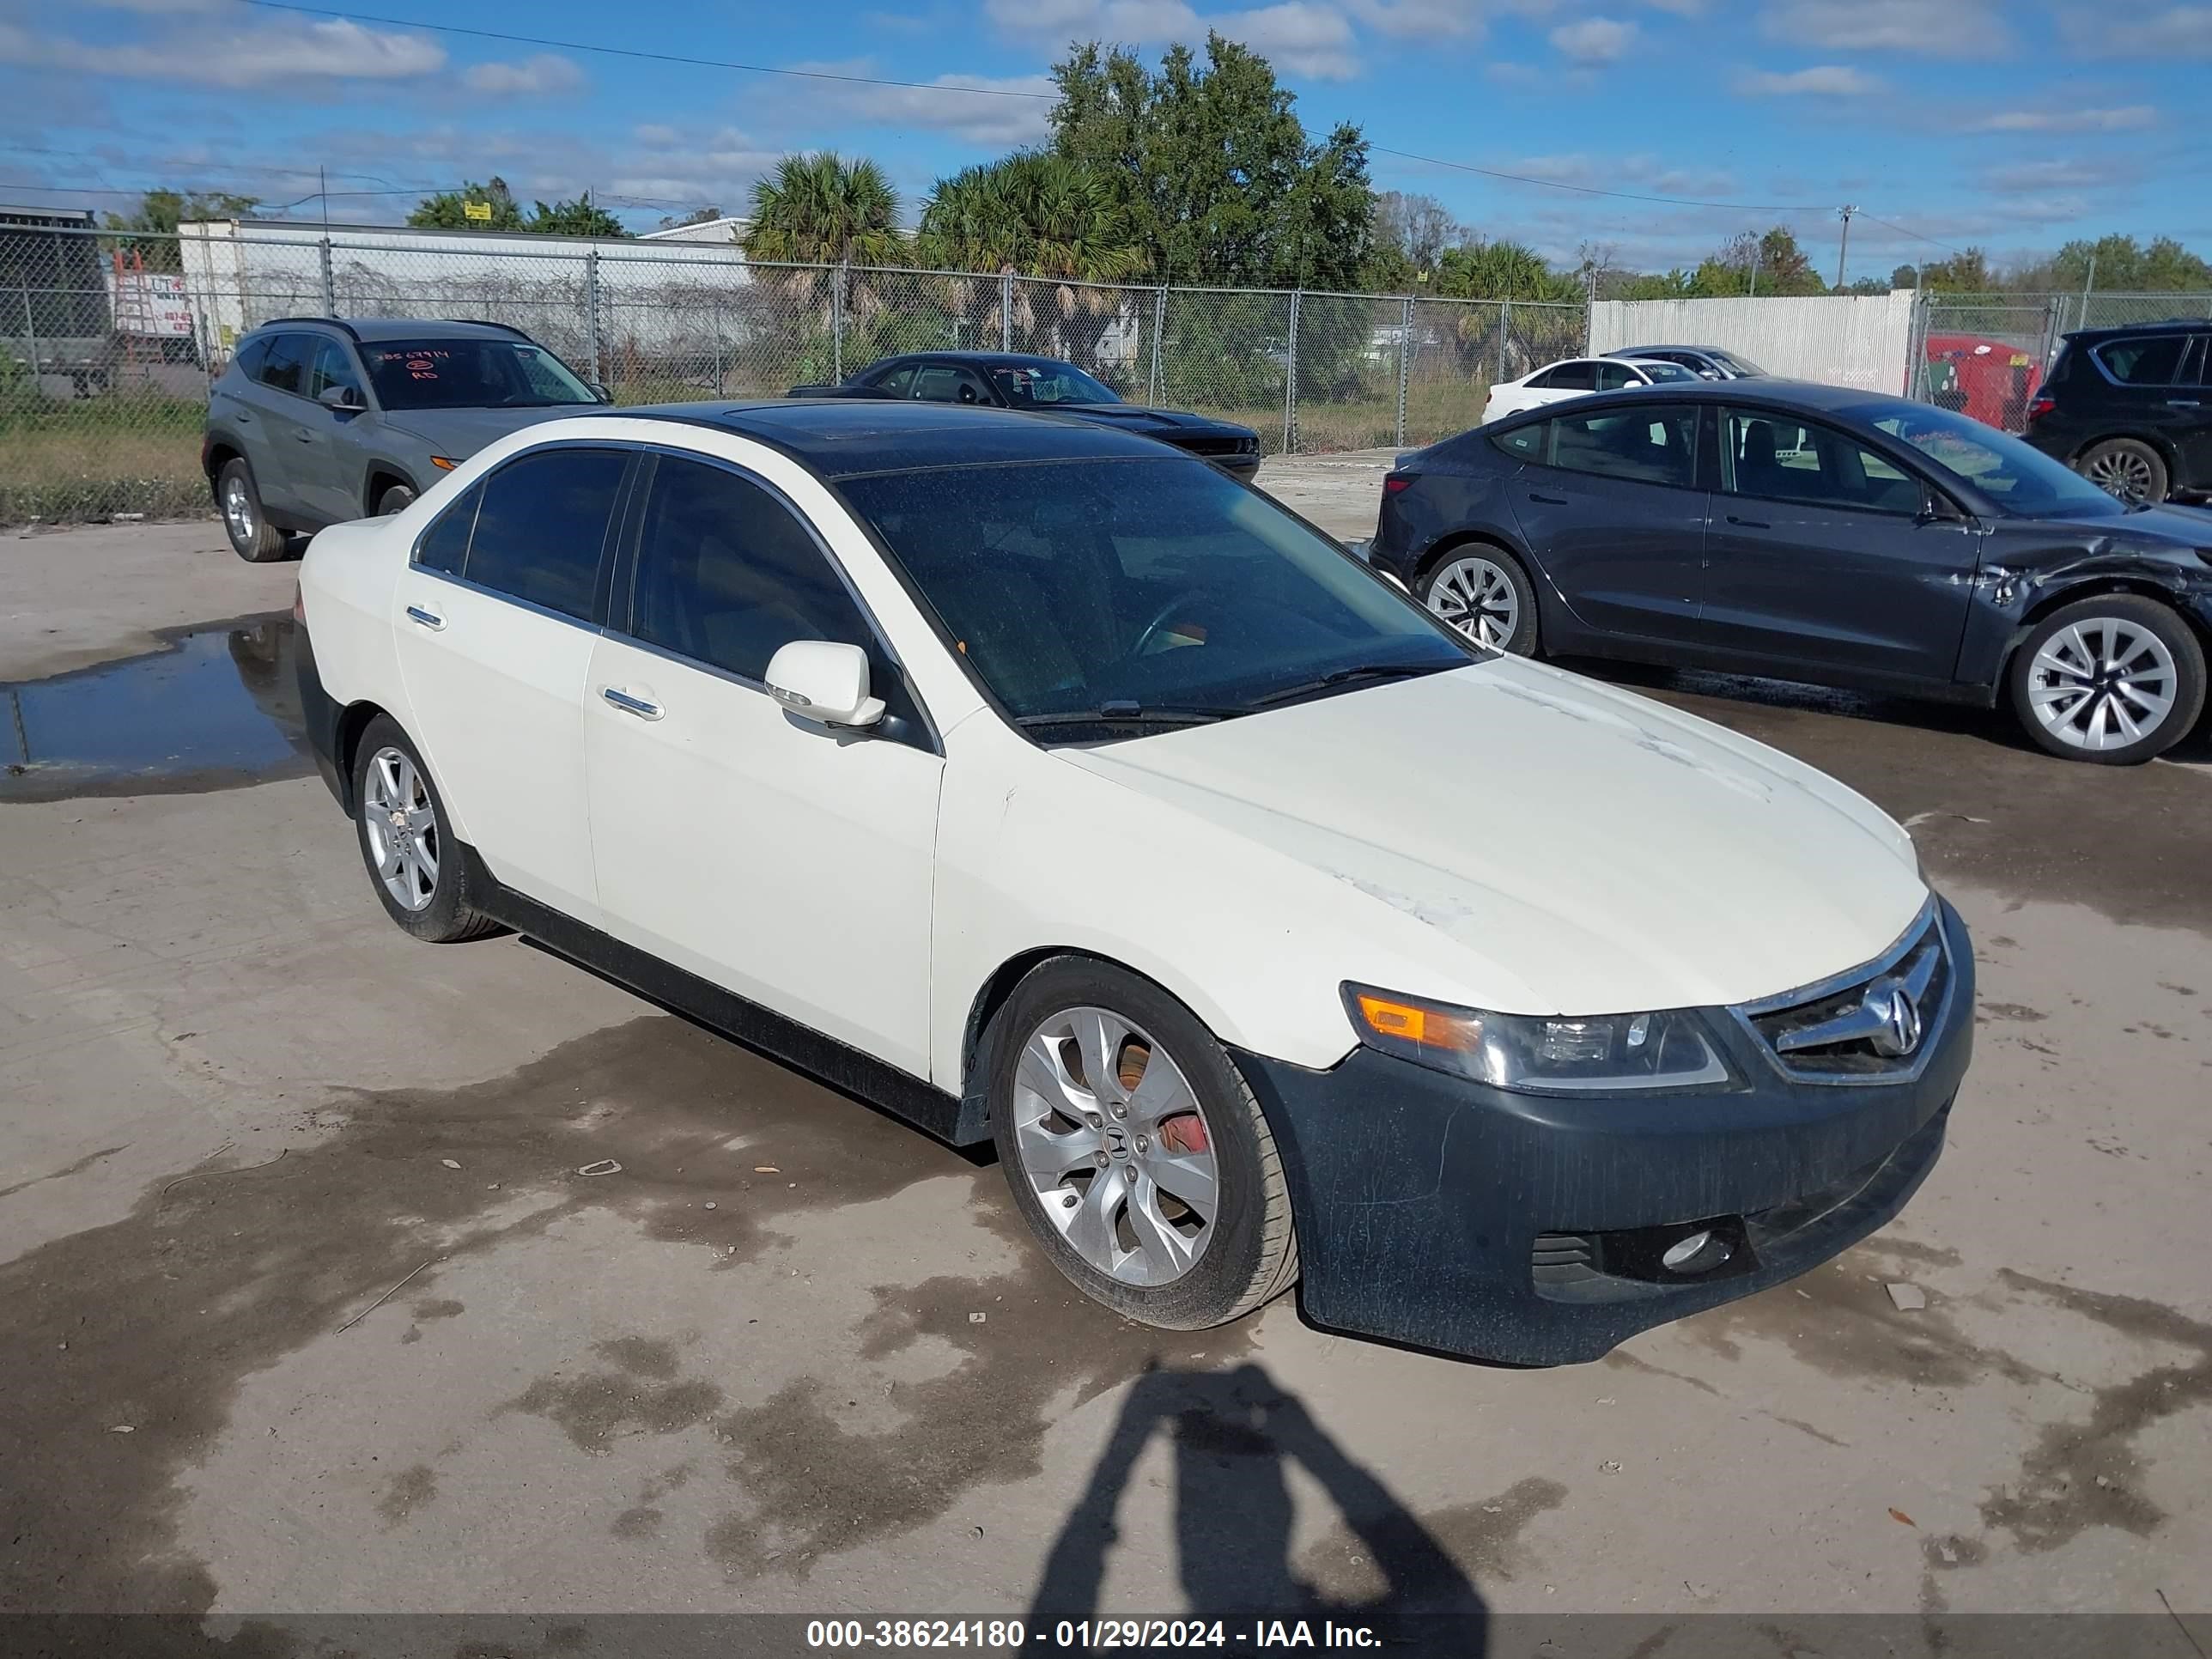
[1027,1360,1486,1644]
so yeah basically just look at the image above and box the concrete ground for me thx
[3,483,2209,1631]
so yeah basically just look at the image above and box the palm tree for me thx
[739,153,904,355]
[740,152,902,267]
[915,153,1145,360]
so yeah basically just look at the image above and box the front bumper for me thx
[294,623,349,812]
[1235,899,1972,1366]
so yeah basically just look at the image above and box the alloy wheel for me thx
[2025,617,2179,751]
[362,745,441,910]
[1427,555,1520,649]
[2084,447,2156,505]
[222,476,255,547]
[1010,1006,1219,1288]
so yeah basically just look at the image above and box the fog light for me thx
[1662,1230,1731,1273]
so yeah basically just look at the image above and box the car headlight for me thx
[1343,983,1734,1094]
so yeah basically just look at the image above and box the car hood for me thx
[378,404,598,457]
[1060,657,1926,1015]
[1056,404,1255,442]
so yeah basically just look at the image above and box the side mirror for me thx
[764,640,884,729]
[319,384,364,411]
[587,382,612,404]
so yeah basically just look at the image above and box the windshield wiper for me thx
[1014,701,1237,731]
[1245,661,1451,709]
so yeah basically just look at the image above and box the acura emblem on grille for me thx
[1863,977,1923,1058]
[1767,930,1942,1066]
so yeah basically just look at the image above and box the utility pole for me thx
[1835,205,1857,290]
[2078,248,2098,333]
[1748,238,1761,300]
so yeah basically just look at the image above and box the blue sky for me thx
[3,0,2208,278]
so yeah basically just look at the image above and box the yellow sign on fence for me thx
[463,200,493,223]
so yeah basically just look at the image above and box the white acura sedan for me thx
[1482,355,1700,425]
[295,400,1972,1365]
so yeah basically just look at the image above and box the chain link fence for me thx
[17,219,2203,525]
[1912,290,2212,432]
[2,222,1598,526]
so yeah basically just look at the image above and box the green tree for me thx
[102,189,259,271]
[1048,34,1375,290]
[738,153,902,267]
[409,177,524,231]
[2040,234,2212,293]
[526,191,627,237]
[1917,247,1996,292]
[1432,240,1576,302]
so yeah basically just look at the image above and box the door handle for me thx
[404,605,445,630]
[2169,398,2202,410]
[294,431,315,443]
[1527,491,1569,506]
[601,687,663,720]
[1725,514,1771,529]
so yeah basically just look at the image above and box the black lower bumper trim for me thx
[1235,900,1972,1366]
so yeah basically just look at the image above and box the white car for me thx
[1483,356,1699,425]
[295,401,1972,1365]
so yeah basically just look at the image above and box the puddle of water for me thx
[1,613,313,801]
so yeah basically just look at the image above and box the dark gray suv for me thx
[201,318,608,561]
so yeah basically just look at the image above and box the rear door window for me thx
[257,333,315,397]
[229,336,271,383]
[1548,404,1699,488]
[872,364,917,398]
[1595,362,1638,392]
[462,447,629,621]
[1488,422,1547,461]
[2095,335,2186,386]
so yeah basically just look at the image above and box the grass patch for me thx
[1,394,210,525]
[1204,380,1492,455]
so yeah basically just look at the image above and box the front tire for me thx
[350,716,503,940]
[2078,438,2168,506]
[1421,544,1540,654]
[2008,595,2205,763]
[217,458,289,562]
[374,483,416,517]
[989,959,1297,1330]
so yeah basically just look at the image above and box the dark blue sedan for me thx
[1370,380,2212,763]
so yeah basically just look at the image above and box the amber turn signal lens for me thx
[429,456,458,471]
[1356,994,1430,1042]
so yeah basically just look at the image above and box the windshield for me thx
[360,337,598,411]
[1714,351,1766,376]
[987,362,1121,408]
[839,456,1472,735]
[1861,403,2125,519]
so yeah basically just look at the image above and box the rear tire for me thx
[988,958,1297,1331]
[1421,544,1540,655]
[2008,594,2205,764]
[217,458,289,562]
[349,716,503,941]
[2077,438,2168,507]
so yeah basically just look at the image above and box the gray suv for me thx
[202,318,609,561]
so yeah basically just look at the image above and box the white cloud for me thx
[983,0,1203,40]
[1758,0,2008,57]
[1344,0,1486,36]
[464,54,585,96]
[781,60,1055,146]
[1734,64,1882,95]
[1484,58,1540,82]
[1978,157,2136,195]
[1549,15,1637,61]
[1972,106,2155,133]
[2065,7,2212,54]
[1216,3,1360,77]
[0,15,445,88]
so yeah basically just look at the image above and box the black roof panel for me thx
[618,397,1179,478]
